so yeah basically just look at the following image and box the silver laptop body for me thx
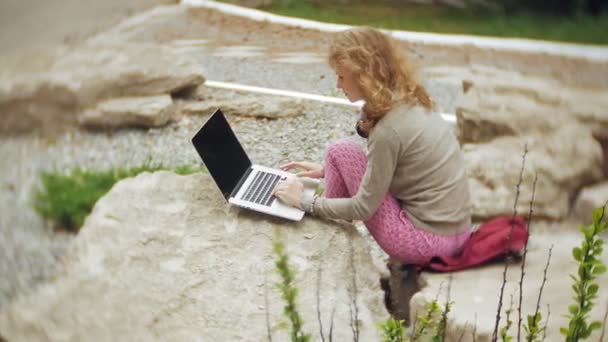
[192,108,315,221]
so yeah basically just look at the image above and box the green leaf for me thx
[572,247,582,261]
[588,284,599,295]
[568,305,579,315]
[592,264,606,275]
[527,315,535,328]
[597,220,607,234]
[589,321,602,331]
[592,207,604,224]
[584,225,595,239]
[560,327,569,335]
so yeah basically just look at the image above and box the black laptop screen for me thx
[191,109,252,200]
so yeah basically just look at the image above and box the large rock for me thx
[79,95,175,128]
[451,67,608,145]
[574,181,608,224]
[411,225,608,341]
[0,43,205,134]
[455,86,572,144]
[0,172,388,341]
[464,125,604,220]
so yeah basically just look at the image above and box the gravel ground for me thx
[196,51,462,113]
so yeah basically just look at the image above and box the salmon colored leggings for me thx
[323,139,470,265]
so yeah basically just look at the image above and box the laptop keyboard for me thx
[240,171,285,206]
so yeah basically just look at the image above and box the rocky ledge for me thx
[0,172,389,341]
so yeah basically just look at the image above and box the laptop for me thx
[191,108,317,221]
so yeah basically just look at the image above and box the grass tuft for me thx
[256,1,608,45]
[33,162,205,232]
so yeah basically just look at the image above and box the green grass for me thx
[33,163,205,232]
[254,1,608,45]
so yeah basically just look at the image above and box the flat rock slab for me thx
[464,125,604,220]
[412,226,608,341]
[79,95,174,128]
[192,87,310,119]
[0,43,204,135]
[0,172,388,341]
[431,64,608,145]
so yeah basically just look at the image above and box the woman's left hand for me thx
[272,176,305,208]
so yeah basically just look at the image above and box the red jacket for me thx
[425,216,529,272]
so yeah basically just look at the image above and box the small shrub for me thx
[273,241,311,342]
[33,163,205,232]
[561,206,607,341]
[411,299,441,341]
[377,318,406,342]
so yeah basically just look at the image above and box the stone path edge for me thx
[182,0,608,62]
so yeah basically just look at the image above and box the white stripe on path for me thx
[204,80,457,124]
[183,0,608,62]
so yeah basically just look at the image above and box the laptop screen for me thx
[191,109,252,200]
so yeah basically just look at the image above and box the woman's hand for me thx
[280,161,324,179]
[272,176,305,208]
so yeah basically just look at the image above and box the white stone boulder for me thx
[0,43,204,134]
[464,125,604,220]
[0,172,388,341]
[411,225,608,342]
[455,86,573,144]
[79,95,175,128]
[452,68,608,145]
[574,181,608,224]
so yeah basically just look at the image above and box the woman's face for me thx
[335,67,363,103]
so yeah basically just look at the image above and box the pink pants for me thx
[324,139,471,265]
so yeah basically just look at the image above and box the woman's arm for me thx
[280,161,324,179]
[313,129,400,221]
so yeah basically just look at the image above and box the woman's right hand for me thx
[280,161,324,179]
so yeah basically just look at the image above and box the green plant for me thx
[377,318,406,342]
[411,299,441,340]
[431,278,453,342]
[273,241,311,342]
[431,300,452,342]
[523,246,553,342]
[499,295,514,342]
[560,206,607,341]
[33,162,204,232]
[524,312,545,342]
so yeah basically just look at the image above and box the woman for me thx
[272,27,471,266]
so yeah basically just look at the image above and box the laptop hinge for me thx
[228,166,253,199]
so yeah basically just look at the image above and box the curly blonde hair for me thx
[328,27,433,135]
